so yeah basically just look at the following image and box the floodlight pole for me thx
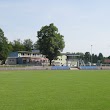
[91,45,92,66]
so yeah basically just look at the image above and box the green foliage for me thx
[0,28,9,63]
[98,53,104,63]
[8,42,13,52]
[23,39,33,51]
[0,70,110,110]
[108,56,110,59]
[33,41,39,50]
[84,52,91,63]
[11,39,25,51]
[10,39,34,52]
[83,52,104,64]
[37,23,65,65]
[92,54,98,63]
[76,52,84,60]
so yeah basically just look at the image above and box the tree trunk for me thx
[49,60,52,66]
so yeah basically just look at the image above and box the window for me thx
[9,59,14,62]
[21,53,24,55]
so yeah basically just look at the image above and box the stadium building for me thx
[52,53,82,67]
[6,50,48,65]
[6,51,82,68]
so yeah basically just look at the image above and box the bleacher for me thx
[80,66,98,70]
[51,66,70,70]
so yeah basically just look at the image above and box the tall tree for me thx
[0,28,9,64]
[23,39,33,51]
[37,23,65,65]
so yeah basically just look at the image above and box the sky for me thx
[0,0,110,56]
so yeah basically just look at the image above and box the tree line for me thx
[8,39,37,52]
[0,23,110,65]
[76,52,105,64]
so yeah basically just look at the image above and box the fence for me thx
[1,65,110,71]
[0,65,51,71]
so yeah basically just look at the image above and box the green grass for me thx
[0,70,110,110]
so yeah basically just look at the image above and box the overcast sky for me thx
[0,0,110,56]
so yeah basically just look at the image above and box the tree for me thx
[76,52,84,60]
[37,23,65,65]
[84,52,91,64]
[23,39,33,51]
[33,41,39,50]
[92,54,98,63]
[98,53,104,63]
[11,39,25,51]
[8,42,13,52]
[0,28,9,64]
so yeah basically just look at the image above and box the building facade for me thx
[6,51,82,67]
[52,53,81,67]
[52,54,67,66]
[6,50,48,65]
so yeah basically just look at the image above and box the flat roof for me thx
[61,53,80,56]
[66,54,80,56]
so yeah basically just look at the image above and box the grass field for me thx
[0,70,110,110]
